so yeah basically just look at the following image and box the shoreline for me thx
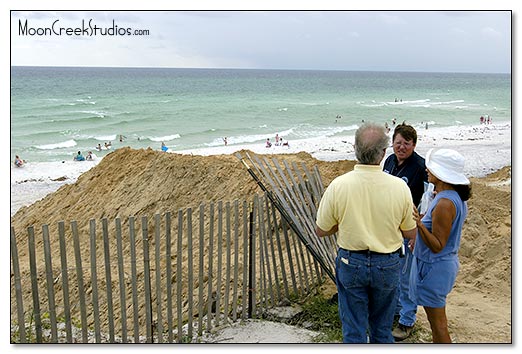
[172,120,511,176]
[10,121,511,216]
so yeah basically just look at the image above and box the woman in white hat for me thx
[409,148,472,343]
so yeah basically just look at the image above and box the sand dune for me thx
[10,147,511,343]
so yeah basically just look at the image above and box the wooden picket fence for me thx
[11,193,331,343]
[11,153,340,343]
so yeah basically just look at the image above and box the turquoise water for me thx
[11,66,511,163]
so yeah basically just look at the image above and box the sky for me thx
[10,10,511,73]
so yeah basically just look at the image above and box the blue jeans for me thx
[394,239,417,327]
[335,248,400,343]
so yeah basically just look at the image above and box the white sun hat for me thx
[426,148,470,185]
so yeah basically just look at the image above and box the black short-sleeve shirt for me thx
[383,151,428,207]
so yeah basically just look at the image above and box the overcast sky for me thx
[10,10,511,73]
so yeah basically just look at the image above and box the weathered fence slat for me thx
[11,227,26,343]
[289,222,305,295]
[291,161,317,216]
[260,196,275,307]
[224,202,232,321]
[71,221,88,342]
[164,212,173,343]
[241,201,249,320]
[216,201,223,326]
[270,202,289,299]
[141,216,153,343]
[186,208,194,340]
[42,225,58,342]
[57,222,72,343]
[154,214,164,343]
[281,220,298,295]
[256,196,267,311]
[232,200,240,321]
[115,217,128,343]
[89,220,101,343]
[265,196,281,302]
[102,218,115,342]
[249,198,257,318]
[27,226,43,342]
[198,204,205,336]
[128,217,140,343]
[207,203,215,331]
[176,210,183,343]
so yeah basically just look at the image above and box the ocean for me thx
[11,66,511,164]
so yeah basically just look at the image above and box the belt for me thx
[342,248,400,256]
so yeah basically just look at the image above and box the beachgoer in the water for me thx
[14,155,24,167]
[74,151,85,161]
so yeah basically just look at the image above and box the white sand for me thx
[174,121,512,178]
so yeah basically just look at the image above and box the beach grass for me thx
[287,293,342,343]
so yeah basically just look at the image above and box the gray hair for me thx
[355,122,389,164]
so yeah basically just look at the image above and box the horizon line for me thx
[10,65,510,75]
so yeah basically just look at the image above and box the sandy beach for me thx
[10,121,511,215]
[9,120,512,344]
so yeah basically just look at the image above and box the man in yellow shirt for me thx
[316,122,417,343]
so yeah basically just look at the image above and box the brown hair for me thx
[393,122,418,144]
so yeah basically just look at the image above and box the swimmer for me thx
[14,155,24,167]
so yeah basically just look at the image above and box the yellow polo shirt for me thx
[316,164,416,253]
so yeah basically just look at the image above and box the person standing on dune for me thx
[383,122,428,341]
[316,122,417,343]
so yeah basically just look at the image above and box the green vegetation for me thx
[288,294,342,343]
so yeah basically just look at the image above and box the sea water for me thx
[10,67,511,214]
[11,66,511,164]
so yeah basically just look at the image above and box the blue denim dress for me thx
[409,190,468,308]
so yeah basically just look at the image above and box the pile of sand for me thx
[10,147,511,343]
